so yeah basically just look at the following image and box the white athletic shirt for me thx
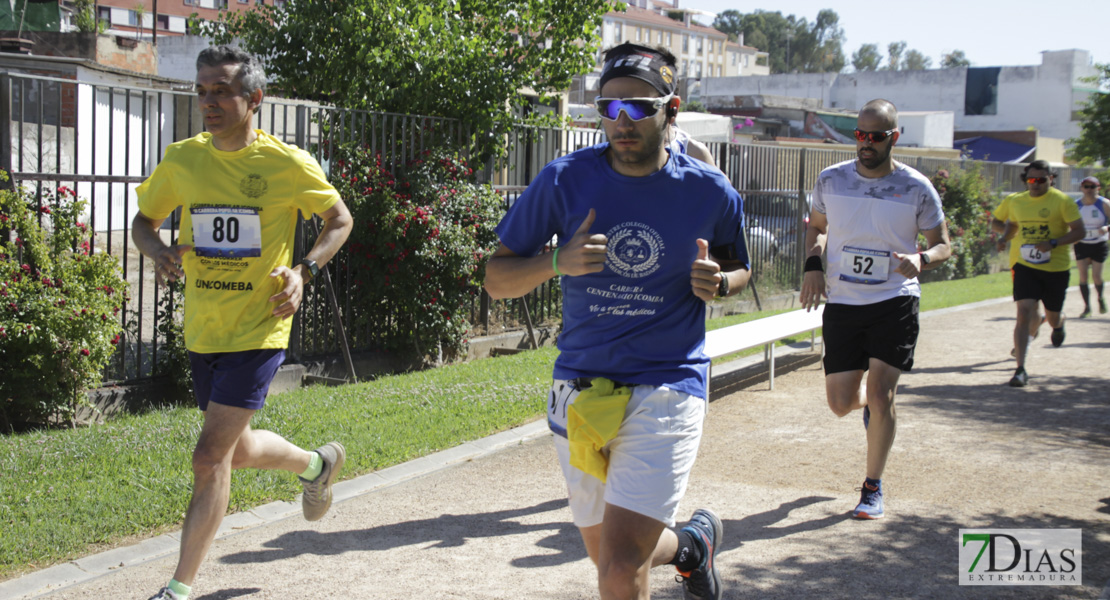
[811,159,945,306]
[1077,197,1109,244]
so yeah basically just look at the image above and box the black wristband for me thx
[804,255,824,273]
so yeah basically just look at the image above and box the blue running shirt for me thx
[496,144,748,398]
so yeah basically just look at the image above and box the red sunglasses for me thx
[1026,177,1049,185]
[854,128,897,144]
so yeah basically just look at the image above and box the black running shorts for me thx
[1012,263,1070,313]
[821,295,919,375]
[1074,241,1109,263]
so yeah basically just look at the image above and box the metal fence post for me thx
[0,72,13,192]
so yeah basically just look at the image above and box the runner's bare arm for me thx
[485,209,607,300]
[1033,218,1085,252]
[132,211,192,286]
[269,200,354,319]
[799,209,828,311]
[893,221,951,277]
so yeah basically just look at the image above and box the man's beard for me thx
[609,125,666,167]
[857,144,891,170]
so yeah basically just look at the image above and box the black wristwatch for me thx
[299,258,319,280]
[1049,239,1058,248]
[717,272,730,297]
[919,252,930,266]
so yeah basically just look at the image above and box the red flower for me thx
[79,348,90,356]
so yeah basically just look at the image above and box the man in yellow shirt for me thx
[990,160,1083,387]
[132,46,353,600]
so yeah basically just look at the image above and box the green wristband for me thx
[552,247,563,277]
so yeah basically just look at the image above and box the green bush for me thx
[0,175,128,429]
[924,163,1000,281]
[329,147,502,362]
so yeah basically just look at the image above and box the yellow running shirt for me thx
[136,130,340,353]
[993,187,1081,272]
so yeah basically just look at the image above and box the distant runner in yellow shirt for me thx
[990,160,1083,387]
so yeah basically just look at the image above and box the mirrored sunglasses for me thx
[1026,177,1049,185]
[853,128,897,144]
[595,95,673,122]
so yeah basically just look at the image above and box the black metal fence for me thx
[2,72,1097,385]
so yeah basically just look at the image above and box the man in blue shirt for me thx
[485,43,749,600]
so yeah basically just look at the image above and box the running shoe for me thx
[863,405,870,430]
[675,508,724,600]
[1050,323,1065,348]
[300,441,346,521]
[148,588,181,600]
[1079,307,1091,319]
[1101,298,1108,314]
[853,480,884,519]
[1009,367,1028,388]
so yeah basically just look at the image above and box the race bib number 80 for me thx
[191,207,262,258]
[839,246,890,285]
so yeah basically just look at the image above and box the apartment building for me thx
[573,0,767,101]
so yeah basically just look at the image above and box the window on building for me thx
[744,55,749,67]
[695,37,702,54]
[731,52,736,65]
[97,5,110,20]
[635,27,641,42]
[695,62,702,78]
[614,23,622,43]
[666,32,672,46]
[657,31,662,45]
[965,67,1000,116]
[156,14,168,29]
[683,34,688,52]
[682,59,688,75]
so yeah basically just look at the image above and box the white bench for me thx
[704,305,825,392]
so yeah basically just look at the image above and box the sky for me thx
[682,0,1110,69]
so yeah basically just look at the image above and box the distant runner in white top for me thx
[800,99,952,520]
[1074,175,1110,317]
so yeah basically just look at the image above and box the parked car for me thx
[742,190,812,262]
[743,222,778,265]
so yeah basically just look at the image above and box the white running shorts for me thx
[548,379,706,528]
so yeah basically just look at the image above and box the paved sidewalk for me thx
[3,291,1109,599]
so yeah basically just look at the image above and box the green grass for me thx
[0,347,558,580]
[0,270,1017,581]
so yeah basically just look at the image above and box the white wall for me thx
[898,112,955,148]
[702,50,1097,142]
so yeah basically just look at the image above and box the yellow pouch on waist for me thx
[567,378,632,483]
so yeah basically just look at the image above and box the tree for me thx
[1070,63,1110,165]
[885,41,906,71]
[941,50,971,68]
[851,43,881,72]
[202,0,611,158]
[711,9,744,43]
[72,0,106,33]
[903,49,932,71]
[721,9,844,74]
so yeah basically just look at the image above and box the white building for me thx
[702,49,1098,143]
[570,0,769,101]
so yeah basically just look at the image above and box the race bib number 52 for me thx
[191,207,262,258]
[839,246,890,285]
